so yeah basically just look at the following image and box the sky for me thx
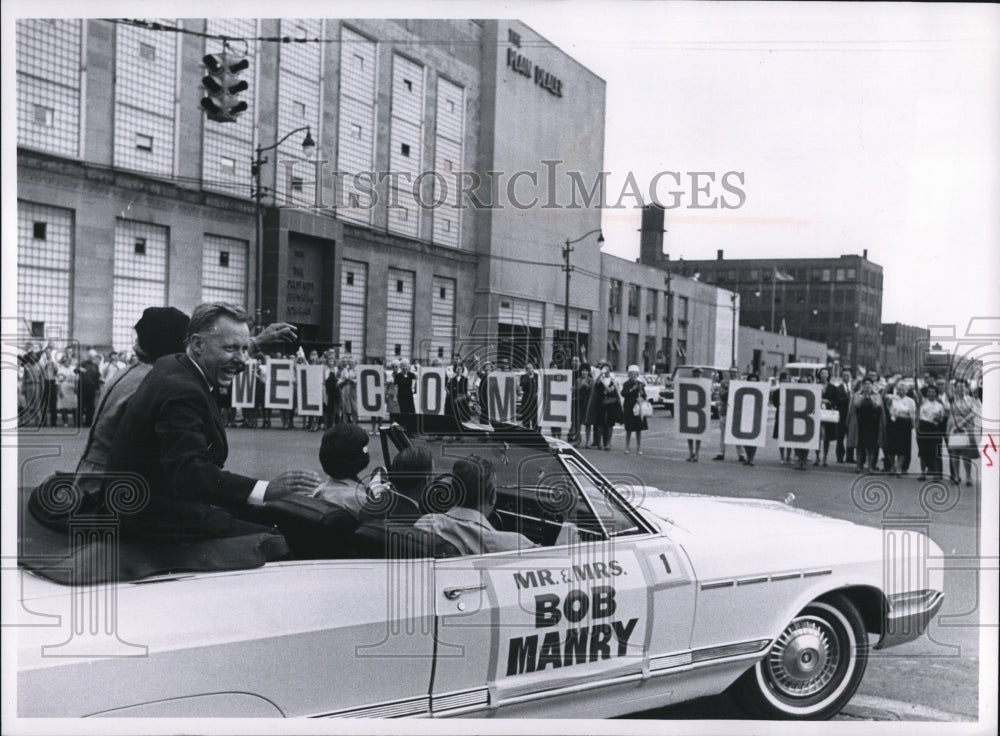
[518,1,1000,332]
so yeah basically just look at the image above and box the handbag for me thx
[947,429,975,448]
[819,409,840,423]
[635,400,653,418]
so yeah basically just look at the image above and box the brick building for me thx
[638,204,883,371]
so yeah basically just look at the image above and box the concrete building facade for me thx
[15,18,604,366]
[737,327,828,378]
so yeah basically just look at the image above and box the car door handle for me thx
[443,584,486,600]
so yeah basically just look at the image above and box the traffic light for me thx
[200,52,250,123]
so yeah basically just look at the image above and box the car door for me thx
[428,454,696,718]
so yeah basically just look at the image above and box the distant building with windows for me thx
[880,322,930,377]
[15,18,605,366]
[597,254,734,373]
[637,205,883,371]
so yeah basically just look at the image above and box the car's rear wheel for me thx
[729,594,868,720]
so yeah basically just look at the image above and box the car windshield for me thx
[389,427,648,540]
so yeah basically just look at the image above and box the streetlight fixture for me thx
[562,228,604,366]
[251,126,316,328]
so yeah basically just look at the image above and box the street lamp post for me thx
[251,126,315,330]
[562,228,604,366]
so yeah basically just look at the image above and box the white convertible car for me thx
[16,418,943,720]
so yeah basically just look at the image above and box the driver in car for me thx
[414,456,578,554]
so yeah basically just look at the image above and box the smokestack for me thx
[717,249,724,261]
[639,204,666,265]
[862,249,868,260]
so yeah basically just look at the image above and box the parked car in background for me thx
[611,373,664,408]
[648,374,673,408]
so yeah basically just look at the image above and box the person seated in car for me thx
[357,446,435,523]
[309,423,372,516]
[414,456,579,555]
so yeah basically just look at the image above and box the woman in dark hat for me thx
[73,306,190,498]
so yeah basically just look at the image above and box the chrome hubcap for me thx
[765,617,840,698]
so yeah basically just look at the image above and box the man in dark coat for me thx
[77,348,103,427]
[107,302,321,540]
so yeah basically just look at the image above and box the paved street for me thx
[14,409,983,722]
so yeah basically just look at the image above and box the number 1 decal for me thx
[659,553,672,574]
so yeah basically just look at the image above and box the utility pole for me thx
[562,239,573,368]
[730,291,738,368]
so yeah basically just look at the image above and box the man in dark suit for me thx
[107,302,321,540]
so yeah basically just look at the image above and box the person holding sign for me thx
[518,362,540,430]
[574,362,595,448]
[586,365,624,451]
[946,379,979,487]
[621,365,648,455]
[736,373,762,467]
[915,381,947,481]
[885,380,916,476]
[394,359,417,415]
[771,371,791,465]
[847,377,885,474]
[684,367,707,461]
[714,367,744,463]
[446,362,471,425]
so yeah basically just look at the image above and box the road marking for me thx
[845,694,973,722]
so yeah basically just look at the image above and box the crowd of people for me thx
[19,326,982,488]
[17,342,132,429]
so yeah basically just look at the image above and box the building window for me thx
[609,279,622,313]
[346,271,354,286]
[397,279,404,292]
[443,158,453,171]
[219,156,236,174]
[835,268,845,281]
[351,123,363,139]
[291,177,304,192]
[138,42,156,61]
[353,53,364,70]
[627,284,640,317]
[33,104,54,127]
[293,101,306,118]
[219,251,229,267]
[847,268,856,280]
[17,19,83,158]
[345,340,353,353]
[19,202,73,342]
[397,206,409,221]
[439,287,447,299]
[441,218,452,232]
[135,133,154,151]
[401,143,411,157]
[134,237,146,255]
[404,79,412,92]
